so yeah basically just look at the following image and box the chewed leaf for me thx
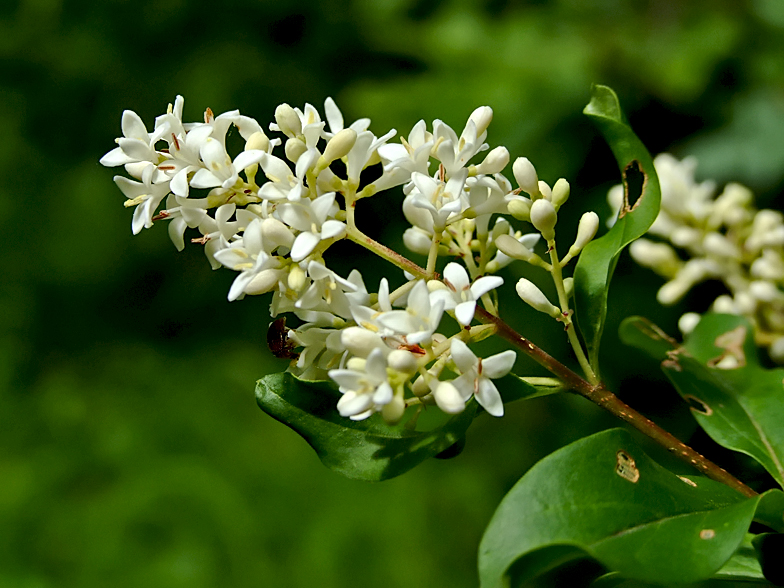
[256,372,476,481]
[478,428,782,588]
[620,314,784,489]
[574,85,661,373]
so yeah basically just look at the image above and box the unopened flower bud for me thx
[551,178,570,210]
[568,212,599,257]
[749,280,781,302]
[530,199,557,241]
[629,239,681,278]
[712,295,737,314]
[274,103,302,137]
[288,264,307,292]
[516,278,561,318]
[513,157,540,197]
[678,312,701,336]
[245,269,281,295]
[285,137,307,163]
[507,197,532,221]
[474,146,509,175]
[412,375,430,397]
[245,131,270,152]
[382,394,406,424]
[770,336,784,363]
[468,106,493,137]
[433,381,466,414]
[387,349,417,374]
[261,217,295,249]
[341,327,383,358]
[703,232,738,258]
[537,181,552,201]
[322,128,357,163]
[563,277,574,299]
[403,228,432,255]
[495,234,536,262]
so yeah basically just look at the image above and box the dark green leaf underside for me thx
[620,314,784,490]
[256,372,476,481]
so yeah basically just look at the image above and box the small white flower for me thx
[378,280,445,345]
[450,339,515,417]
[428,262,503,326]
[329,348,395,420]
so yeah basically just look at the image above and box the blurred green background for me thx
[3,0,784,586]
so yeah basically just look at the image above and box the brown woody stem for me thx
[475,307,757,498]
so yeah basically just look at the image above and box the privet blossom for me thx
[622,154,784,362]
[102,96,601,424]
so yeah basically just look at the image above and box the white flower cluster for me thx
[623,154,784,361]
[102,96,598,423]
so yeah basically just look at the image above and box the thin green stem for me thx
[426,230,443,278]
[548,241,598,385]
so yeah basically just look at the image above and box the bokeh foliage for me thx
[2,0,784,586]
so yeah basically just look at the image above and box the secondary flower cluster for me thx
[102,96,598,423]
[624,154,784,361]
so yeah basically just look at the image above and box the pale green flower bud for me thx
[245,269,281,295]
[322,128,357,163]
[678,312,701,336]
[770,336,784,364]
[382,394,406,424]
[551,178,570,210]
[629,239,681,278]
[261,218,295,249]
[703,232,739,258]
[530,199,557,241]
[563,277,574,299]
[275,103,302,137]
[288,264,307,291]
[387,349,417,374]
[285,137,307,163]
[473,146,509,175]
[537,181,552,201]
[495,234,536,262]
[468,106,493,137]
[516,278,561,318]
[507,197,532,221]
[412,375,430,397]
[341,327,383,358]
[245,131,269,152]
[568,212,599,257]
[512,157,540,198]
[433,381,466,414]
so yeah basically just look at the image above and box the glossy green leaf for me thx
[590,535,769,587]
[479,428,780,587]
[573,85,661,372]
[620,314,784,489]
[256,372,476,481]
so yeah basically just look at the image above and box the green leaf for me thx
[752,532,784,585]
[573,85,661,372]
[255,372,476,481]
[479,428,780,587]
[620,314,784,489]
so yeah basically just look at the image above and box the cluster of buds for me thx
[102,96,599,423]
[623,154,784,361]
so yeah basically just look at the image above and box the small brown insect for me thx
[267,317,299,360]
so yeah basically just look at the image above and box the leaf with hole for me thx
[620,314,784,490]
[573,85,661,373]
[256,372,476,481]
[478,428,783,587]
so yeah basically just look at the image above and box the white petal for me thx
[475,378,504,417]
[450,339,478,374]
[320,220,346,240]
[434,381,466,414]
[100,146,132,167]
[454,300,476,326]
[324,97,344,133]
[232,149,265,172]
[190,168,222,189]
[443,262,470,291]
[481,350,516,379]
[291,232,321,262]
[470,275,504,299]
[121,109,148,140]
